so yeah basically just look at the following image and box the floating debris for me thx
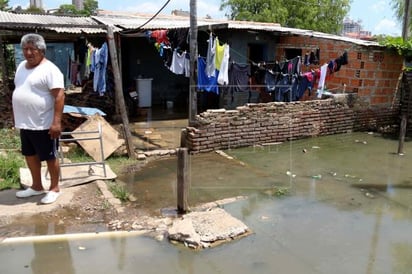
[312,174,322,179]
[286,170,296,178]
[365,192,375,199]
[344,174,357,179]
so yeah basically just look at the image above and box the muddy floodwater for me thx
[2,132,412,274]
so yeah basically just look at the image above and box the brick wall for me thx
[275,36,404,108]
[184,95,399,153]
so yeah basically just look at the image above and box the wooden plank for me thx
[72,115,124,161]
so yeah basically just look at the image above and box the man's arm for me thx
[49,88,65,139]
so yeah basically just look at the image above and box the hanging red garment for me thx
[151,30,170,45]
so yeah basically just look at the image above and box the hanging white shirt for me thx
[217,44,230,85]
[170,49,186,75]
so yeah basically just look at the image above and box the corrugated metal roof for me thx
[0,10,106,34]
[93,11,380,47]
[0,10,381,47]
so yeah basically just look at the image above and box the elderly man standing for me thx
[12,33,65,204]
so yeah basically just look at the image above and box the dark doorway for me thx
[248,43,267,63]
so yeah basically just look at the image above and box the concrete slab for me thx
[168,207,251,249]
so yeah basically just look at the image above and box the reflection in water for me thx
[31,222,75,274]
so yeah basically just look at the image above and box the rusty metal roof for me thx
[0,10,106,34]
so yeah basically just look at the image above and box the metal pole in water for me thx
[177,148,189,213]
[398,113,407,154]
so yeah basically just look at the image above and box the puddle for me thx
[2,132,412,273]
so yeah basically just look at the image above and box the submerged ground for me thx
[1,131,412,274]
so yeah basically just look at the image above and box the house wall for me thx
[121,37,189,109]
[183,35,404,153]
[275,36,404,108]
[206,29,277,63]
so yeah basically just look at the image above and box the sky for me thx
[8,0,402,36]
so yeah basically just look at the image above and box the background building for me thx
[342,17,373,40]
[29,0,42,9]
[72,0,84,10]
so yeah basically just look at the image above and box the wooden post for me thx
[177,147,189,213]
[189,0,198,125]
[107,26,136,159]
[398,113,407,154]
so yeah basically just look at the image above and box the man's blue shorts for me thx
[20,129,58,161]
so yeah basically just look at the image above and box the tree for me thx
[56,0,98,16]
[83,0,98,16]
[0,0,10,11]
[57,4,78,15]
[220,0,351,34]
[26,6,45,14]
[391,0,404,24]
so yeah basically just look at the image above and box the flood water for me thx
[1,132,412,274]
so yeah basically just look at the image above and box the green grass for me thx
[0,151,25,190]
[0,128,21,150]
[0,128,24,190]
[107,181,130,202]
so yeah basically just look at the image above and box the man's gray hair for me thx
[21,33,47,53]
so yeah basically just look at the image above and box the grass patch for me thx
[0,128,21,150]
[274,187,290,197]
[107,181,130,202]
[0,128,24,190]
[0,151,25,190]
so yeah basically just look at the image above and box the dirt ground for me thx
[0,168,165,240]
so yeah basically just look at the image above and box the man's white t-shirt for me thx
[12,60,64,130]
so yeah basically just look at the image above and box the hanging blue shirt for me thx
[93,42,108,96]
[197,57,219,94]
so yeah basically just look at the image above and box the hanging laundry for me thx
[184,52,190,78]
[205,32,216,77]
[167,28,189,51]
[297,71,316,98]
[84,43,94,79]
[217,44,230,85]
[151,30,170,45]
[228,62,250,94]
[92,42,108,96]
[329,51,349,74]
[197,56,219,94]
[317,63,328,98]
[170,49,186,75]
[214,37,224,71]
